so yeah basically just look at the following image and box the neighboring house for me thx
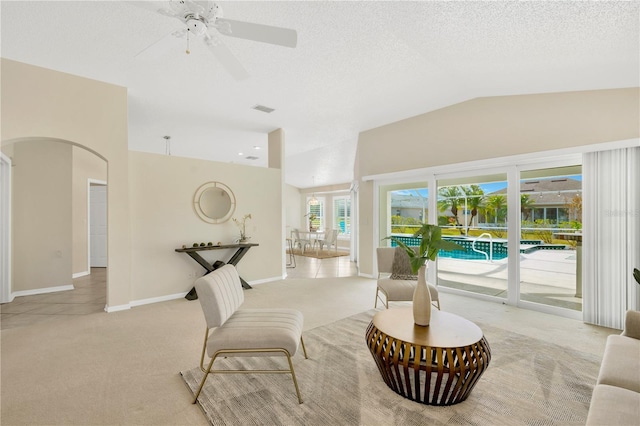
[488,177,582,225]
[390,193,428,221]
[390,178,582,226]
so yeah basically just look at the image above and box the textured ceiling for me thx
[1,1,638,188]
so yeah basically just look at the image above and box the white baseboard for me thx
[72,271,90,279]
[104,304,131,313]
[105,279,280,313]
[130,292,188,307]
[12,285,74,298]
[247,276,282,286]
[358,272,375,279]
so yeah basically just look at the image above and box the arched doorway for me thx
[0,138,108,317]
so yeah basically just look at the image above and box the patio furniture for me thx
[375,247,440,310]
[365,307,491,405]
[192,264,308,404]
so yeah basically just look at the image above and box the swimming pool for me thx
[388,236,562,261]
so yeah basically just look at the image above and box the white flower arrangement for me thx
[232,214,252,242]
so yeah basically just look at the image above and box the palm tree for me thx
[521,194,535,221]
[462,185,485,231]
[485,194,507,224]
[437,186,463,226]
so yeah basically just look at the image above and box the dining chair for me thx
[292,229,311,253]
[317,229,338,253]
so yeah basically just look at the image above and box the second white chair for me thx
[374,247,440,310]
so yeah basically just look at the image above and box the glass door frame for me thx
[514,159,583,319]
[373,155,583,320]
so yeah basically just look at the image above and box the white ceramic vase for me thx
[413,264,432,326]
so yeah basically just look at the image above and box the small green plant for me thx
[634,268,640,285]
[385,224,465,274]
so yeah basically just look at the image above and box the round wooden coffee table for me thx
[365,308,491,405]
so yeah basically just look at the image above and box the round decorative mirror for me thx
[193,182,236,224]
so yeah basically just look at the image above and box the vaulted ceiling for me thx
[2,1,638,188]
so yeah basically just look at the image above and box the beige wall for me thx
[7,140,72,292]
[72,147,107,275]
[1,59,285,309]
[128,151,283,301]
[1,58,130,308]
[355,88,640,275]
[284,183,302,239]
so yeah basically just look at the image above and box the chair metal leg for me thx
[192,347,307,405]
[374,287,390,309]
[193,354,216,403]
[300,336,308,359]
[199,328,209,372]
[285,352,303,404]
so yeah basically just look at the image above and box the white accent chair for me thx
[192,264,308,404]
[374,247,440,310]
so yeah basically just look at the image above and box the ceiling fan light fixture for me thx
[186,18,208,36]
[309,196,319,206]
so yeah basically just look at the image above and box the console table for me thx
[175,243,258,299]
[366,308,491,405]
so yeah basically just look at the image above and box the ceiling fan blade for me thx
[215,18,297,48]
[203,35,250,81]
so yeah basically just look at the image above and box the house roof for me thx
[1,1,637,188]
[491,177,582,206]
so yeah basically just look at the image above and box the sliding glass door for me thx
[376,157,583,317]
[435,173,509,300]
[518,165,582,311]
[379,182,428,248]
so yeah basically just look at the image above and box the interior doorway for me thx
[1,139,107,306]
[89,181,107,268]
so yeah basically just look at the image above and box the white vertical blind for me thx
[583,146,640,328]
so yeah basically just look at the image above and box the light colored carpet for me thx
[182,309,600,426]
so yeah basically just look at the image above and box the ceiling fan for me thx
[144,0,297,80]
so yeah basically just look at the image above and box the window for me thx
[306,197,324,230]
[333,196,351,236]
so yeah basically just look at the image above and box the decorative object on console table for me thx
[232,213,252,243]
[386,224,464,326]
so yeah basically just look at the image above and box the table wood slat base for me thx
[365,308,491,406]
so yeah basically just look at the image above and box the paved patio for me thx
[437,248,582,311]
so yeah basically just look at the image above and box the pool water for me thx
[390,236,510,261]
[437,249,508,261]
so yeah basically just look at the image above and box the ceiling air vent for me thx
[245,156,259,160]
[252,104,275,113]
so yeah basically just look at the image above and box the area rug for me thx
[287,249,350,259]
[180,310,600,426]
